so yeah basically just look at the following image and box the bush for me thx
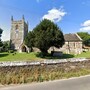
[8,50,14,53]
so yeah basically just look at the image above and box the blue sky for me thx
[0,0,90,41]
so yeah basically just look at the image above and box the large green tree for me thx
[24,31,35,52]
[25,19,65,54]
[3,41,10,51]
[0,28,3,47]
[77,32,90,46]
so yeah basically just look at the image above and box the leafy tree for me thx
[25,19,65,54]
[0,28,3,47]
[0,41,3,47]
[3,41,10,51]
[24,31,35,52]
[77,32,90,46]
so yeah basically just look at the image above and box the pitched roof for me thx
[64,33,82,42]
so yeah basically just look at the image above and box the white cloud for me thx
[80,26,90,31]
[42,7,67,22]
[1,30,10,41]
[81,20,90,26]
[80,20,90,32]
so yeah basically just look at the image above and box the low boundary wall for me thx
[0,58,89,67]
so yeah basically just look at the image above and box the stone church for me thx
[49,33,83,55]
[10,16,83,54]
[61,33,83,55]
[10,16,29,53]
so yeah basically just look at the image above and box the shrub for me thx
[8,50,14,53]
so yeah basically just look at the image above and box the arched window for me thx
[15,25,19,38]
[15,25,18,30]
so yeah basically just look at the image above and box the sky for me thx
[0,0,90,41]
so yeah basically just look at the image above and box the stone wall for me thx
[0,58,88,67]
[48,41,82,55]
[0,58,90,84]
[60,41,82,55]
[10,17,28,51]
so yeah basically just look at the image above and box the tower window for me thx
[15,25,18,30]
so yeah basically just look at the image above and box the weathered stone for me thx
[10,16,29,52]
[0,58,88,67]
[53,51,63,57]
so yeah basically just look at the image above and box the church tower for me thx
[10,16,28,51]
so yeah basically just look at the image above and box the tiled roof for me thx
[64,33,82,42]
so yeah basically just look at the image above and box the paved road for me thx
[1,75,90,90]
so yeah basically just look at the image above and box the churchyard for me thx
[0,51,90,61]
[0,16,90,85]
[0,50,90,85]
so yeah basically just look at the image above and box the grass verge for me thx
[0,51,90,61]
[0,64,90,85]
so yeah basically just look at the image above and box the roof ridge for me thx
[64,33,82,41]
[75,33,82,41]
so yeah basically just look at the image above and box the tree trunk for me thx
[41,49,48,56]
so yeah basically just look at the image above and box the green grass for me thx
[37,51,90,59]
[75,51,90,58]
[0,51,90,61]
[0,52,42,61]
